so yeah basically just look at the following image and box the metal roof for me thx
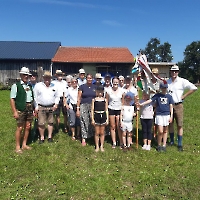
[0,41,61,60]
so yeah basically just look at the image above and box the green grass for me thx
[0,89,200,200]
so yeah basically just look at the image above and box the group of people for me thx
[10,65,197,154]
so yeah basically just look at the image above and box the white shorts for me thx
[155,115,170,126]
[121,121,133,132]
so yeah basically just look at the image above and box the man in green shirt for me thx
[10,67,34,154]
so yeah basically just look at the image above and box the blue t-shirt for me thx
[79,84,96,104]
[151,93,174,115]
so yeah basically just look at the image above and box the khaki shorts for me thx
[38,106,54,126]
[16,103,33,124]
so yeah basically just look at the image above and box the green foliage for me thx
[141,38,173,62]
[181,41,200,83]
[0,82,11,90]
[0,90,200,199]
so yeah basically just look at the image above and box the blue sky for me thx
[1,0,200,62]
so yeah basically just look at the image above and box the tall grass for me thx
[0,90,199,199]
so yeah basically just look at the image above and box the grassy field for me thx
[0,89,200,200]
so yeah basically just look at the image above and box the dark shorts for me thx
[108,108,121,116]
[38,105,54,126]
[94,112,107,125]
[53,97,67,116]
[16,103,33,124]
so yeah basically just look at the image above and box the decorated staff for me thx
[132,52,166,94]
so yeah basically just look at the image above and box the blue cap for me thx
[160,82,168,88]
[125,92,134,99]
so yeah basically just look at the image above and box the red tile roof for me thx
[52,47,134,63]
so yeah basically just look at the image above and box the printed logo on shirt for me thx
[160,97,168,104]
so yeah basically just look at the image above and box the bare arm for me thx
[10,98,18,119]
[76,90,82,117]
[140,99,152,107]
[91,99,95,125]
[182,89,197,100]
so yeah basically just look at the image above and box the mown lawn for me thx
[0,89,199,200]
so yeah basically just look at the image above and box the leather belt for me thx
[174,102,182,105]
[38,104,54,108]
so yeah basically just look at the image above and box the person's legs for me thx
[99,125,105,151]
[94,126,100,152]
[157,125,163,147]
[127,132,132,147]
[141,119,147,149]
[122,130,127,147]
[162,126,168,147]
[109,115,116,147]
[22,121,32,149]
[15,123,23,151]
[147,119,153,150]
[116,115,122,147]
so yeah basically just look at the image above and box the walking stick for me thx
[136,109,139,149]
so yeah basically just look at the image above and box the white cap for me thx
[95,73,103,79]
[118,75,124,80]
[170,65,179,71]
[19,67,31,75]
[55,69,63,75]
[79,68,85,74]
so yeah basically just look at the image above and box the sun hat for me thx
[125,92,134,99]
[119,75,124,80]
[160,82,168,88]
[55,69,63,75]
[79,68,85,74]
[19,67,31,75]
[170,65,179,71]
[43,71,52,77]
[95,73,103,79]
[152,68,159,74]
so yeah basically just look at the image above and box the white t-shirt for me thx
[51,79,67,98]
[139,100,154,119]
[121,105,135,122]
[107,87,124,110]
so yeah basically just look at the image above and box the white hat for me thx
[19,67,31,75]
[119,75,124,80]
[95,73,102,79]
[79,68,85,74]
[170,65,179,71]
[55,69,63,75]
[43,71,52,77]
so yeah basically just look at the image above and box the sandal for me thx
[72,136,76,140]
[15,149,23,154]
[22,146,32,150]
[82,141,87,146]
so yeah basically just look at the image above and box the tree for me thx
[181,41,200,83]
[141,38,173,62]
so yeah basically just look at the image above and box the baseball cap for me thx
[160,82,168,88]
[125,92,134,99]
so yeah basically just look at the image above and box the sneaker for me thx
[157,145,162,152]
[142,144,147,150]
[146,145,151,151]
[39,139,44,144]
[112,144,116,149]
[162,146,166,152]
[169,142,174,146]
[48,138,53,143]
[178,146,183,151]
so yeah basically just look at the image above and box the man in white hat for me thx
[94,73,103,86]
[52,69,68,132]
[33,71,60,143]
[10,67,34,153]
[167,64,198,151]
[77,68,86,86]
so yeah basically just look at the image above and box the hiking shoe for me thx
[142,144,147,150]
[157,145,162,152]
[178,146,183,151]
[39,139,44,144]
[146,145,151,151]
[162,146,166,152]
[48,138,53,143]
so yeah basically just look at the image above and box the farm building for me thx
[0,41,61,84]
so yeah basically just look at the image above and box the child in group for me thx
[120,92,136,151]
[139,91,154,151]
[91,85,109,152]
[140,83,174,152]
